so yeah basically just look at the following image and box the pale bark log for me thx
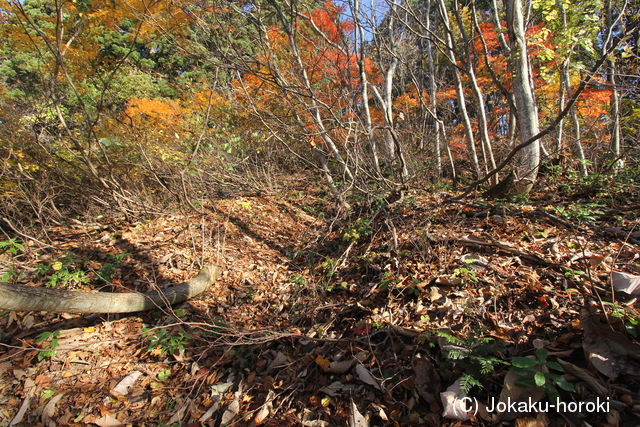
[0,265,219,314]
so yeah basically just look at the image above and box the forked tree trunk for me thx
[453,0,498,184]
[352,0,381,175]
[438,0,481,179]
[0,265,219,314]
[559,3,588,176]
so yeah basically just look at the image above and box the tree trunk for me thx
[352,0,381,175]
[0,265,219,314]
[453,0,498,184]
[438,0,481,179]
[562,61,588,176]
[425,0,442,177]
[505,0,540,194]
[559,3,588,176]
[606,0,623,171]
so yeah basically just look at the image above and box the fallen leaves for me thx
[1,190,639,426]
[581,309,640,379]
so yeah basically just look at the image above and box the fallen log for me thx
[0,265,219,314]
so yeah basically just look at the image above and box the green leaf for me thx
[515,377,537,388]
[36,331,52,343]
[546,361,564,372]
[535,348,549,361]
[544,384,560,401]
[555,375,575,392]
[157,369,172,381]
[534,371,546,387]
[511,357,538,368]
[41,389,55,399]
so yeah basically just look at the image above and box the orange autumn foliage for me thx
[125,98,185,127]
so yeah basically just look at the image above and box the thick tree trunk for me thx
[505,0,540,194]
[0,265,219,314]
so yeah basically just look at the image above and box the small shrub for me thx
[510,348,574,400]
[36,331,60,361]
[37,255,89,288]
[0,238,25,255]
[142,328,189,355]
[437,331,507,394]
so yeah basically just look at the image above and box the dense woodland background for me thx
[0,0,638,220]
[0,0,639,425]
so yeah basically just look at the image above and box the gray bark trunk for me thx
[438,0,481,178]
[559,3,588,176]
[505,0,540,194]
[426,1,442,177]
[453,0,498,183]
[606,0,623,170]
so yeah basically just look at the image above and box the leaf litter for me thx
[0,185,639,425]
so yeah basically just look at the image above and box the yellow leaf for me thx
[52,261,63,271]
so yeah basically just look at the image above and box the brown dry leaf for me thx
[9,397,30,426]
[435,276,463,286]
[167,402,189,425]
[350,400,368,427]
[254,390,275,425]
[581,309,640,379]
[319,381,348,397]
[314,355,330,371]
[414,357,440,407]
[557,359,607,396]
[42,393,65,426]
[589,255,605,268]
[355,364,384,392]
[90,413,123,427]
[198,401,220,422]
[110,371,142,397]
[494,367,545,422]
[325,359,354,374]
[440,377,470,421]
[267,352,288,372]
[514,413,549,427]
[221,391,241,425]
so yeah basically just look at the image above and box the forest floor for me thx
[0,175,639,426]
